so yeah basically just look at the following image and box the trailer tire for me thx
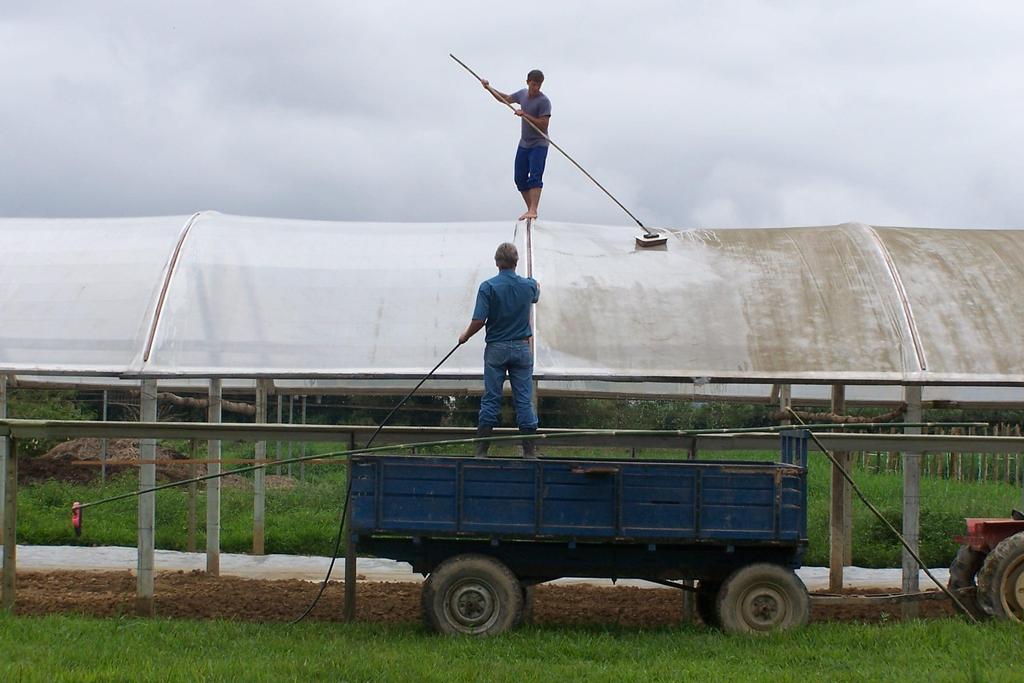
[696,580,722,629]
[715,563,809,634]
[976,531,1024,621]
[422,554,523,636]
[947,545,987,620]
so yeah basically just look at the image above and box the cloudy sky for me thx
[2,1,1022,229]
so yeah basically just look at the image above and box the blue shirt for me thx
[472,269,540,343]
[509,89,552,149]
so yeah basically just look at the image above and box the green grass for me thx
[14,442,1024,566]
[0,613,1016,682]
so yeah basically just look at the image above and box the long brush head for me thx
[636,231,668,248]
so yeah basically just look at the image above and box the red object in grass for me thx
[71,502,82,536]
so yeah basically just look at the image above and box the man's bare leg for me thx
[519,188,542,220]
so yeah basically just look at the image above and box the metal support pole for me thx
[0,374,7,541]
[829,384,849,592]
[344,457,356,622]
[206,379,222,575]
[137,379,157,616]
[1,437,16,612]
[101,389,108,484]
[902,385,923,619]
[253,379,269,555]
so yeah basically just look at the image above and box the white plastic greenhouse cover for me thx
[3,212,1024,388]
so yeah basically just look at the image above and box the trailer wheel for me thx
[715,563,809,634]
[422,554,523,636]
[947,544,987,620]
[976,532,1024,621]
[696,580,721,628]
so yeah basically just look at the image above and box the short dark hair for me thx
[494,242,519,269]
[527,69,544,83]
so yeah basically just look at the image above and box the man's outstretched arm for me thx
[480,79,513,105]
[459,319,485,345]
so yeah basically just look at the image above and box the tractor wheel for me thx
[421,554,523,636]
[715,563,810,635]
[696,580,722,629]
[976,532,1024,622]
[947,544,987,620]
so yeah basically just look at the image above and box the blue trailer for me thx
[350,430,810,635]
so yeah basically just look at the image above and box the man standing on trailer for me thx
[481,69,551,221]
[459,242,541,457]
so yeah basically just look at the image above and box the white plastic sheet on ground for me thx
[8,545,949,590]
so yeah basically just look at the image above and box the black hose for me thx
[291,342,463,623]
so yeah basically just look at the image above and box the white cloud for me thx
[1,1,1023,227]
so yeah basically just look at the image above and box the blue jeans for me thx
[478,339,538,429]
[514,145,548,191]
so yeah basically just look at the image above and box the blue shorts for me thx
[514,145,548,192]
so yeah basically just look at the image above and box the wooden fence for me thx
[855,424,1024,483]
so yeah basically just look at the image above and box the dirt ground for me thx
[12,571,955,626]
[20,438,296,490]
[21,438,201,484]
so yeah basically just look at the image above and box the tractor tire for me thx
[975,531,1024,622]
[947,544,987,620]
[421,554,523,636]
[715,563,810,635]
[696,580,722,629]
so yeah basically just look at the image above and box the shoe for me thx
[474,426,493,457]
[519,427,539,458]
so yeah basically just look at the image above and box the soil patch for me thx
[12,571,956,626]
[21,438,203,484]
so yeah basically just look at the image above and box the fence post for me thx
[344,457,356,622]
[276,394,283,476]
[300,395,307,482]
[778,384,792,424]
[1,436,16,612]
[902,385,922,619]
[829,384,850,591]
[101,389,108,484]
[0,373,6,542]
[137,379,157,616]
[187,439,197,553]
[206,379,222,576]
[253,379,269,555]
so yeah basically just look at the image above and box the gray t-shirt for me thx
[509,89,551,149]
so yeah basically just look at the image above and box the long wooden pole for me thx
[449,53,655,236]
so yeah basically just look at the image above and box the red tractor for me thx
[949,510,1024,621]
